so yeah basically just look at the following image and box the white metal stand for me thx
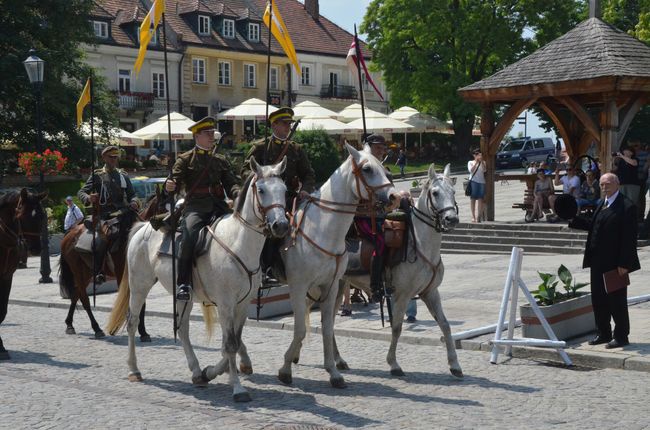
[489,247,572,366]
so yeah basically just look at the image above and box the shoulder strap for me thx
[273,141,291,165]
[468,161,480,181]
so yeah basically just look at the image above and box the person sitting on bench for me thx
[576,169,601,209]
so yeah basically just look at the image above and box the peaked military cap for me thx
[101,145,121,157]
[189,116,217,134]
[365,134,386,146]
[269,107,294,124]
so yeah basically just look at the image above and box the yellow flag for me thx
[263,1,301,76]
[76,78,91,128]
[134,0,165,76]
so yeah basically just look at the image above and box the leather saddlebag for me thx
[383,219,406,249]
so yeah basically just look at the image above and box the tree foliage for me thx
[0,0,116,165]
[292,130,342,183]
[362,0,583,155]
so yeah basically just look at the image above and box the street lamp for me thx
[23,49,52,284]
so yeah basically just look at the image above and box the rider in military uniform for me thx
[165,116,241,301]
[78,145,139,283]
[241,107,316,276]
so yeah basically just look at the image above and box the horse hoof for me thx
[278,372,292,385]
[239,363,253,375]
[233,392,252,403]
[390,368,405,377]
[292,357,300,364]
[65,327,76,335]
[450,368,464,378]
[128,372,143,382]
[0,351,10,360]
[140,334,152,343]
[193,368,211,386]
[336,361,350,371]
[94,330,106,339]
[330,377,346,389]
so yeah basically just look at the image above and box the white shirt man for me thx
[64,197,84,232]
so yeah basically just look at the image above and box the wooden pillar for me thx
[480,104,495,220]
[599,99,618,173]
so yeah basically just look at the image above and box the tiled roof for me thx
[460,18,650,92]
[178,0,216,15]
[90,2,114,19]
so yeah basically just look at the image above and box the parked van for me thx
[496,137,556,169]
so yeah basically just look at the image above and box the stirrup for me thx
[176,284,192,301]
[94,272,106,284]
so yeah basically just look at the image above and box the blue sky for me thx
[314,0,555,140]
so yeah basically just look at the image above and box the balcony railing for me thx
[115,91,154,111]
[153,98,179,112]
[320,84,357,100]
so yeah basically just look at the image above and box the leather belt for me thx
[192,185,224,198]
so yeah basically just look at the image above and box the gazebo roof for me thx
[460,17,650,101]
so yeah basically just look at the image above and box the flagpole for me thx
[161,11,178,342]
[89,76,97,309]
[263,0,274,165]
[354,25,367,140]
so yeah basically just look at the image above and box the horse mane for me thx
[0,190,19,210]
[234,173,254,215]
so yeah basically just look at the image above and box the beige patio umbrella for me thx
[346,116,414,134]
[293,101,342,120]
[217,98,278,136]
[337,103,387,123]
[80,120,144,146]
[389,107,452,147]
[132,112,195,156]
[296,115,363,135]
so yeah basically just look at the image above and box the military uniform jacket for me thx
[172,147,240,214]
[242,137,316,194]
[78,166,136,217]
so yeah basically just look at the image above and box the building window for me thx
[248,23,260,41]
[244,63,256,88]
[218,61,231,86]
[270,66,279,90]
[92,21,108,39]
[192,58,206,83]
[222,19,235,38]
[118,69,131,93]
[149,29,157,46]
[198,15,211,35]
[152,72,165,98]
[301,65,312,86]
[361,72,370,90]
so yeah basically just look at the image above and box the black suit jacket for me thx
[569,193,640,274]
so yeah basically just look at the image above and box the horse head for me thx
[248,156,289,238]
[14,188,47,254]
[344,142,399,207]
[418,163,459,232]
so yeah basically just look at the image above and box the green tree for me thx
[362,0,583,155]
[292,130,342,183]
[0,0,117,168]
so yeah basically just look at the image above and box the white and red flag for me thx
[346,36,384,101]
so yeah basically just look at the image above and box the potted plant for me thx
[520,265,594,341]
[410,179,422,198]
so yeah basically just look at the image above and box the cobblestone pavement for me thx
[1,304,649,429]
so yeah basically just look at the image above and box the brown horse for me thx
[58,194,162,340]
[0,189,48,359]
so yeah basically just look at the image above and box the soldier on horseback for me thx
[78,145,139,283]
[164,116,241,301]
[241,107,316,276]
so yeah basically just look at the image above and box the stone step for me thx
[451,227,586,240]
[443,233,586,249]
[455,222,578,233]
[440,240,584,255]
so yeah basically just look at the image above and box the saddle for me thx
[157,225,212,261]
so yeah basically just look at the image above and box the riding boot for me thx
[176,258,193,301]
[369,254,385,302]
[93,249,106,284]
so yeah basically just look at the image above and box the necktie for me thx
[604,199,609,208]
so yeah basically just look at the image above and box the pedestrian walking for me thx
[63,196,84,233]
[467,148,486,223]
[396,149,407,178]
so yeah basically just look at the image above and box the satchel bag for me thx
[383,219,406,249]
[463,180,472,196]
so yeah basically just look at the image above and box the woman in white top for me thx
[467,149,487,222]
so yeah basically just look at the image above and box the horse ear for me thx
[249,156,263,177]
[443,163,451,178]
[345,142,361,163]
[362,143,371,153]
[20,188,28,200]
[428,163,437,180]
[272,155,287,176]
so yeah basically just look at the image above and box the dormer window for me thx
[248,23,260,42]
[149,29,157,46]
[92,20,108,39]
[222,19,235,38]
[198,15,211,35]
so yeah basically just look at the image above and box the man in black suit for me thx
[569,173,640,349]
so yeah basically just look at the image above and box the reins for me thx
[0,194,41,271]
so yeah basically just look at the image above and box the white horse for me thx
[277,143,398,388]
[338,163,463,377]
[106,157,289,402]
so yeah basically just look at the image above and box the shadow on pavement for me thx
[4,350,92,370]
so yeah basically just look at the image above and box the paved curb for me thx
[10,298,650,374]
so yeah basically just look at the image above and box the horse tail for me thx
[58,256,76,300]
[106,263,130,335]
[201,304,218,342]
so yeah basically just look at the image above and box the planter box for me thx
[248,283,293,320]
[59,278,118,299]
[520,293,595,340]
[48,233,65,255]
[410,187,422,198]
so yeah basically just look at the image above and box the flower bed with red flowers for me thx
[18,149,68,177]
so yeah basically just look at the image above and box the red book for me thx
[603,269,630,294]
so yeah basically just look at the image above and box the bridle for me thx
[0,195,41,248]
[234,175,286,237]
[410,176,458,233]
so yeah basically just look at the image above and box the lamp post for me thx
[23,49,52,284]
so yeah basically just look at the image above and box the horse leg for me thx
[278,290,309,384]
[138,302,151,342]
[420,287,463,378]
[125,278,154,382]
[333,280,349,370]
[320,285,346,388]
[175,300,204,385]
[0,277,12,360]
[65,297,77,335]
[78,291,105,338]
[386,292,410,376]
[235,310,253,375]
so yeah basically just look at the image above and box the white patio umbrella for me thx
[80,121,144,146]
[337,103,387,123]
[293,101,342,120]
[389,106,453,147]
[132,112,195,156]
[217,98,278,137]
[296,115,363,135]
[346,116,414,134]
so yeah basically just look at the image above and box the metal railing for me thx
[115,92,154,110]
[320,84,357,99]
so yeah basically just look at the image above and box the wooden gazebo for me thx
[458,10,650,220]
